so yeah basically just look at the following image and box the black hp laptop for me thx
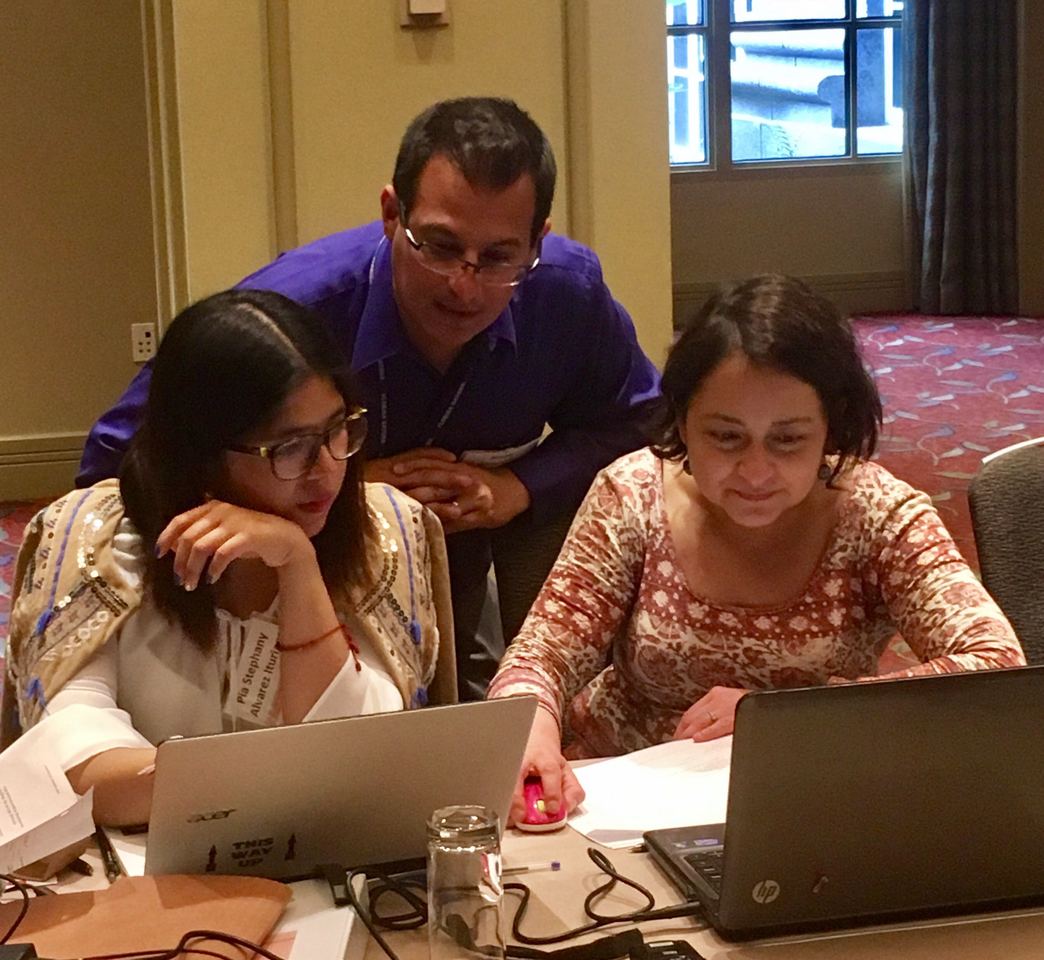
[645,666,1044,941]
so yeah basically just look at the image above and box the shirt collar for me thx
[352,236,410,369]
[352,235,520,369]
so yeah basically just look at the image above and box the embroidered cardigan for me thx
[2,480,456,748]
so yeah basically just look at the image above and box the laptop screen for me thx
[145,696,537,879]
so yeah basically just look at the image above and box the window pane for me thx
[668,33,708,164]
[731,0,845,23]
[667,0,704,27]
[857,0,903,17]
[856,26,903,154]
[731,29,846,162]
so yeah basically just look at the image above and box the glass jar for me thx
[426,804,505,960]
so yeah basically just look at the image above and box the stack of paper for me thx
[0,722,95,873]
[569,736,732,848]
[263,876,370,960]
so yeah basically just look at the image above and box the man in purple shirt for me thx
[78,97,660,699]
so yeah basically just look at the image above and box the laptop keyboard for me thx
[683,848,724,896]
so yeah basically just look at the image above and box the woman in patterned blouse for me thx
[489,274,1024,824]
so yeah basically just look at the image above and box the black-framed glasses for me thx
[400,206,540,288]
[227,408,368,480]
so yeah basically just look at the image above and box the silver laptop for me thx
[145,696,536,879]
[645,666,1044,940]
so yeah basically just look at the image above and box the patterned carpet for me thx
[1,500,48,645]
[856,314,1044,567]
[1,314,1042,666]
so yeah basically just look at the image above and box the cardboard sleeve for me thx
[0,873,291,959]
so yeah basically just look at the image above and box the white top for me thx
[33,519,403,772]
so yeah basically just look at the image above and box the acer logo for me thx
[187,809,236,823]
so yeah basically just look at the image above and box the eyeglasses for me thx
[227,408,368,480]
[400,207,540,288]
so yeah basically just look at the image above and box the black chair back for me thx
[969,439,1044,664]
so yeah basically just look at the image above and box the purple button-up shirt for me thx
[78,221,660,524]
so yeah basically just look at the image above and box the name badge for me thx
[460,436,541,469]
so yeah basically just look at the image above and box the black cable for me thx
[368,871,428,931]
[81,928,289,960]
[352,846,706,960]
[347,866,428,960]
[0,875,32,945]
[508,848,706,947]
[8,848,703,960]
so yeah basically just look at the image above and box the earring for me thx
[682,456,692,475]
[817,462,832,482]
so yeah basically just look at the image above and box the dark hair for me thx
[120,289,372,648]
[651,274,881,483]
[392,97,556,243]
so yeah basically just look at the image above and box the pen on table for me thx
[503,860,561,876]
[94,827,125,884]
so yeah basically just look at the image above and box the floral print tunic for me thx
[489,449,1024,758]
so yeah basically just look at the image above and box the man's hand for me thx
[366,448,531,533]
[364,447,459,501]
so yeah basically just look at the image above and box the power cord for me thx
[347,865,428,960]
[508,848,706,946]
[0,877,32,947]
[0,872,291,960]
[348,847,707,960]
[3,848,706,960]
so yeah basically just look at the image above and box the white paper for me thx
[568,737,733,848]
[0,723,96,873]
[263,876,370,960]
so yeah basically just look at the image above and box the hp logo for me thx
[751,879,781,904]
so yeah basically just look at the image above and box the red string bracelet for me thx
[276,623,362,671]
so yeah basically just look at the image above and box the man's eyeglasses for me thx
[227,408,368,480]
[400,207,540,288]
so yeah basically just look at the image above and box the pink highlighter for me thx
[516,775,568,833]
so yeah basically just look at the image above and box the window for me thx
[667,1,903,167]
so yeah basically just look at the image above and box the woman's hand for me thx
[507,708,585,827]
[672,686,749,742]
[66,746,158,827]
[156,500,315,590]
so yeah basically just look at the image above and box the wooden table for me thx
[365,823,1044,960]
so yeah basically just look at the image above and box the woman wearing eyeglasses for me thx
[4,289,456,825]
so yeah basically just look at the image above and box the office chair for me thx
[492,507,576,644]
[968,437,1044,665]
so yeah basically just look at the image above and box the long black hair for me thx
[651,274,882,483]
[120,289,372,648]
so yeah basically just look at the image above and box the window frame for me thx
[668,0,903,175]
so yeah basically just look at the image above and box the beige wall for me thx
[171,1,278,302]
[284,1,568,242]
[0,0,157,499]
[670,165,906,325]
[565,1,674,366]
